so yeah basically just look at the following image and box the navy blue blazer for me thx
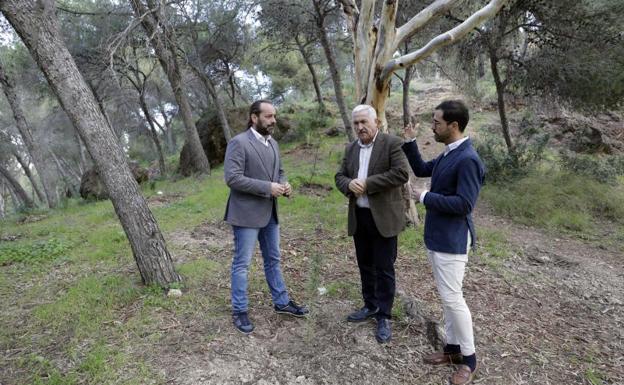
[402,138,485,254]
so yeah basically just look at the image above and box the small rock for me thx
[167,288,183,297]
[317,287,327,295]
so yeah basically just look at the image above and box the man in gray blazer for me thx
[224,99,308,334]
[335,105,410,343]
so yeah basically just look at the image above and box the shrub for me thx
[559,151,624,185]
[474,130,549,183]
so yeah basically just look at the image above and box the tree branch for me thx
[394,0,462,51]
[383,0,508,83]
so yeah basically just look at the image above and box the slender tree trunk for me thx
[313,1,355,141]
[73,128,88,174]
[402,65,414,127]
[1,0,181,287]
[138,93,167,174]
[50,152,80,197]
[0,183,5,218]
[190,66,232,142]
[12,150,46,204]
[488,48,513,152]
[0,164,34,209]
[0,60,58,208]
[154,84,177,154]
[295,35,326,112]
[129,0,210,175]
[50,151,82,186]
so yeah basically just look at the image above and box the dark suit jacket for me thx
[402,138,485,254]
[335,132,410,238]
[223,129,285,228]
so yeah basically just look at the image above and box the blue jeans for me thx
[231,216,290,313]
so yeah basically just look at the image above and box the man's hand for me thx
[282,182,292,197]
[410,184,426,202]
[348,179,367,196]
[402,122,418,141]
[271,182,285,197]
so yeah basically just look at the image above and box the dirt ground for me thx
[152,91,623,385]
[154,202,623,385]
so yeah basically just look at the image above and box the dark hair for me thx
[435,100,469,132]
[247,99,273,128]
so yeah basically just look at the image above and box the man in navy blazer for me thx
[402,100,484,385]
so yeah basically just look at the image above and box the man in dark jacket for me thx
[402,100,485,385]
[335,104,410,343]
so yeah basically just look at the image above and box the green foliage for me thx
[0,237,71,265]
[482,171,624,232]
[559,151,624,185]
[280,102,334,143]
[474,128,549,183]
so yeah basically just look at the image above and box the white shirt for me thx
[250,126,271,146]
[419,136,470,204]
[356,131,378,208]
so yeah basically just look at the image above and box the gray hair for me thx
[352,104,377,120]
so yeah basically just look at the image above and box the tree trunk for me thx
[295,35,326,112]
[0,164,34,209]
[191,66,232,142]
[0,0,181,287]
[138,92,167,174]
[314,1,355,142]
[340,0,507,131]
[0,60,59,208]
[12,150,46,204]
[402,64,414,127]
[488,48,513,152]
[129,0,210,175]
[73,128,89,174]
[0,183,5,218]
[154,84,177,154]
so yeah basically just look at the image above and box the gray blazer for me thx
[223,129,286,228]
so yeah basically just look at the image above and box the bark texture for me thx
[0,0,181,286]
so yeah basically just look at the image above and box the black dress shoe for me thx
[347,306,379,322]
[375,318,391,343]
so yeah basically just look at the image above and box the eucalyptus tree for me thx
[338,0,508,130]
[0,0,181,287]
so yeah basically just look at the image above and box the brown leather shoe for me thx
[450,364,478,385]
[423,351,463,365]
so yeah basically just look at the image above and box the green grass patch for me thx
[0,237,72,265]
[476,228,513,269]
[34,275,140,335]
[482,170,624,233]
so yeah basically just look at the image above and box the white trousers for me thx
[426,233,475,356]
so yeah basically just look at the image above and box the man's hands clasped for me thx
[271,182,293,198]
[348,178,367,197]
